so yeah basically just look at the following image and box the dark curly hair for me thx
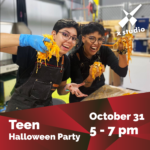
[82,22,105,36]
[53,19,80,36]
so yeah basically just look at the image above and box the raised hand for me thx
[89,64,105,79]
[19,34,50,53]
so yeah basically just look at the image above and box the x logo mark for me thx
[119,4,142,28]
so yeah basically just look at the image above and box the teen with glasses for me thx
[0,19,88,112]
[69,22,128,103]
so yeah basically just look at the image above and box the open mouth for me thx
[90,46,97,52]
[62,44,70,51]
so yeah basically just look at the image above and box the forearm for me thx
[83,75,94,87]
[0,33,20,48]
[118,54,128,68]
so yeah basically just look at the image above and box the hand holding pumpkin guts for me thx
[89,62,105,80]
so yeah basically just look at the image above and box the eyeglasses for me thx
[59,31,78,44]
[86,36,104,44]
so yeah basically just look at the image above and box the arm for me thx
[118,54,127,68]
[0,33,19,54]
[106,46,128,77]
[83,75,94,87]
[0,46,18,55]
[118,43,128,68]
[57,81,69,95]
[0,33,20,49]
[83,65,105,87]
[0,33,50,53]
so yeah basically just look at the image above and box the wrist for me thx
[64,84,70,92]
[87,75,94,82]
[117,48,127,55]
[19,34,31,47]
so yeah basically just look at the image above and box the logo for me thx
[119,4,142,28]
[116,4,145,36]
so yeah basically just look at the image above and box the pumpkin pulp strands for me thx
[36,34,60,73]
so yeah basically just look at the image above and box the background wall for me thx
[99,0,150,21]
[24,0,83,35]
[0,0,17,22]
[26,0,63,35]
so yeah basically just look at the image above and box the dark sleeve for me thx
[105,47,128,77]
[14,46,36,88]
[16,46,36,68]
[69,53,83,83]
[62,56,70,81]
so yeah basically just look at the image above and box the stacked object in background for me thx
[134,18,150,53]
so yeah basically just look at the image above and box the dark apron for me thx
[6,56,64,112]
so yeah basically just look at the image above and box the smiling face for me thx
[52,27,77,56]
[82,31,103,59]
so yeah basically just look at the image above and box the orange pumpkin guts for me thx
[122,92,138,96]
[91,62,104,80]
[113,32,134,64]
[36,34,60,73]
